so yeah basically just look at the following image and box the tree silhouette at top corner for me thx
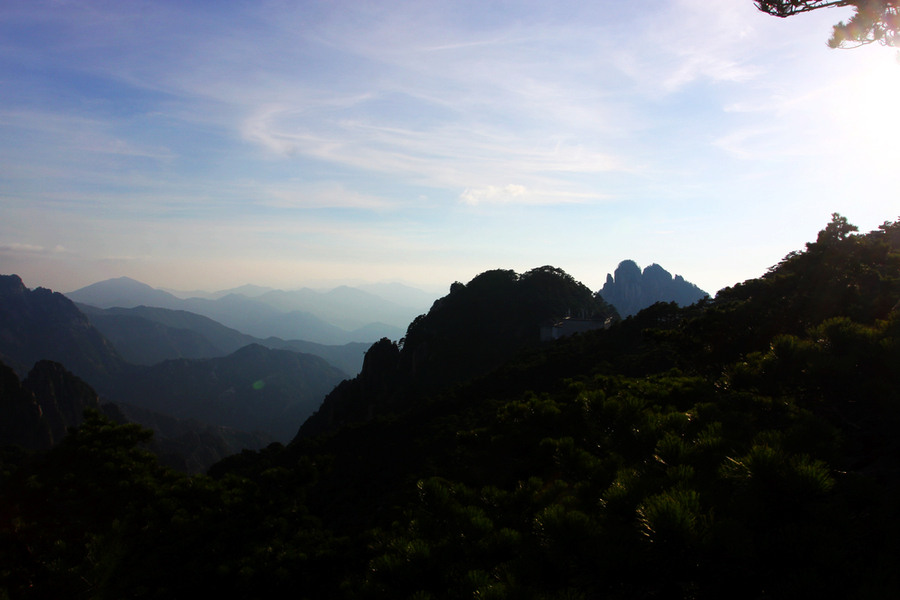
[755,1,898,48]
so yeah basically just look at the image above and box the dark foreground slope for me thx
[298,265,618,438]
[0,360,276,474]
[2,215,899,599]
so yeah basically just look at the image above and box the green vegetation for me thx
[756,1,899,48]
[2,214,899,598]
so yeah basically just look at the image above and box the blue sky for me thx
[1,0,897,297]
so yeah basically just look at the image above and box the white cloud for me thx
[0,242,72,255]
[459,184,527,205]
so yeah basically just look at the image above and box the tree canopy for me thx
[755,1,899,47]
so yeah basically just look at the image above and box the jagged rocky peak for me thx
[0,360,53,450]
[599,261,708,318]
[614,260,642,282]
[0,359,103,450]
[23,360,102,443]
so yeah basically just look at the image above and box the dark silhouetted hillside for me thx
[115,344,345,442]
[297,266,618,438]
[3,217,900,599]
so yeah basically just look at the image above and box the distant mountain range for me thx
[598,260,708,317]
[65,276,430,345]
[2,262,709,463]
[0,274,347,453]
[158,283,275,300]
[75,303,369,376]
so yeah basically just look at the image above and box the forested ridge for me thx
[2,215,899,599]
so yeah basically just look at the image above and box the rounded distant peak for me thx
[642,263,672,281]
[614,260,641,281]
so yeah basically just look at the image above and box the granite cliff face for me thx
[295,338,400,439]
[0,360,54,450]
[21,360,105,445]
[598,261,708,317]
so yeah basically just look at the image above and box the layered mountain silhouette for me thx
[0,359,276,474]
[5,217,900,598]
[110,344,345,443]
[0,275,349,456]
[158,283,275,300]
[598,260,708,317]
[77,304,369,376]
[66,276,419,344]
[0,274,126,390]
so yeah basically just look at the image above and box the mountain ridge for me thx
[598,260,708,317]
[66,278,412,344]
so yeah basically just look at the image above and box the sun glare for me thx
[830,51,900,170]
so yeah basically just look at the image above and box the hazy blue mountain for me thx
[2,275,350,445]
[598,261,708,317]
[256,286,422,330]
[268,339,368,377]
[78,304,369,375]
[65,276,184,309]
[357,281,441,311]
[75,303,257,358]
[158,283,275,300]
[160,293,285,336]
[113,344,345,442]
[67,277,407,345]
[348,321,406,343]
[80,311,221,365]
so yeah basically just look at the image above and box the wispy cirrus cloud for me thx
[259,181,397,210]
[0,243,72,255]
[0,110,175,159]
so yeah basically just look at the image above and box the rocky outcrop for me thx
[0,360,53,450]
[598,261,708,317]
[295,338,400,439]
[22,360,103,444]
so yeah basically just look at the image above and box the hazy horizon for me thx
[2,1,898,298]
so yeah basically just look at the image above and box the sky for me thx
[1,0,898,297]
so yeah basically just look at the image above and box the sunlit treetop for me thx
[755,1,899,47]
